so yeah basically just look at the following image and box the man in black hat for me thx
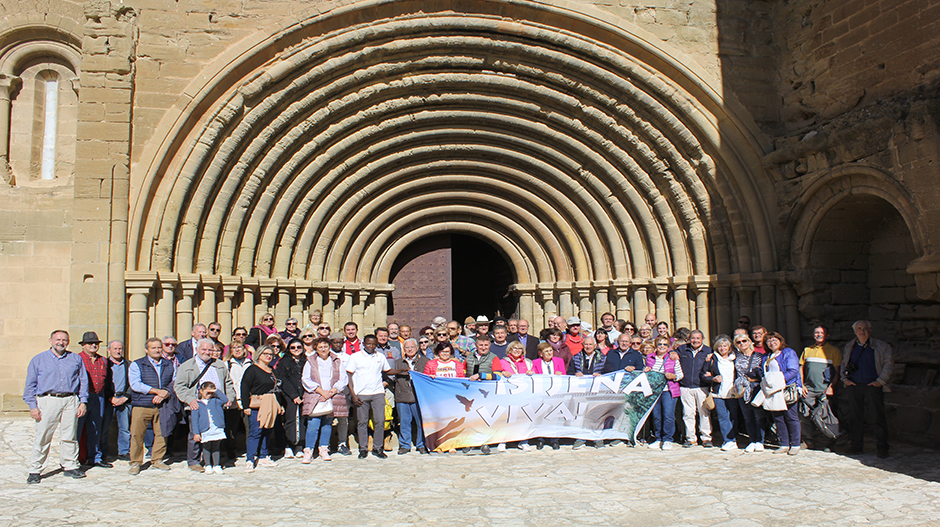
[77,331,112,468]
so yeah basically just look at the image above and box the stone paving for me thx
[2,414,939,526]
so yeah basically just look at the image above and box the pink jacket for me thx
[531,356,567,375]
[645,353,681,398]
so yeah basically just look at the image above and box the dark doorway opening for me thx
[388,234,515,329]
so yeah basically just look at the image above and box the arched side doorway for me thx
[788,166,939,443]
[389,234,515,327]
[123,0,780,352]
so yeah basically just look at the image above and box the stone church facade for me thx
[1,0,938,442]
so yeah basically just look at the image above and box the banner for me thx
[410,371,668,451]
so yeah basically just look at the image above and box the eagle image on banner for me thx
[410,371,668,451]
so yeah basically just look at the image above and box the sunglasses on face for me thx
[302,335,314,339]
[318,326,330,330]
[289,346,303,350]
[164,342,177,347]
[234,332,247,337]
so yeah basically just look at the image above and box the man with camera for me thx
[841,320,893,458]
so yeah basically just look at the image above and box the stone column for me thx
[759,283,776,331]
[310,289,324,317]
[239,279,258,329]
[125,271,154,360]
[632,286,649,324]
[594,285,609,323]
[737,286,756,324]
[324,289,340,328]
[220,276,241,341]
[539,287,556,329]
[693,280,711,342]
[652,282,671,328]
[783,285,801,347]
[716,286,733,336]
[274,280,292,327]
[155,272,178,339]
[338,289,354,324]
[0,74,22,184]
[200,276,220,325]
[557,283,573,319]
[292,286,307,322]
[673,282,691,329]
[519,288,535,327]
[613,282,631,322]
[177,274,199,337]
[575,282,593,326]
[373,290,388,329]
[258,279,277,318]
[352,288,366,329]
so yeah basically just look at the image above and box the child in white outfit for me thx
[191,381,228,474]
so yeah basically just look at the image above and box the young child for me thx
[191,381,229,474]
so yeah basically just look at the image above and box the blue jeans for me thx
[246,410,272,463]
[101,402,130,457]
[650,390,676,443]
[305,415,333,448]
[714,397,739,445]
[77,393,106,463]
[397,402,425,450]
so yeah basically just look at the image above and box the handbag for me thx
[309,397,333,417]
[704,393,715,411]
[783,383,801,405]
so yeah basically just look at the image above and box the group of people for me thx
[23,310,894,484]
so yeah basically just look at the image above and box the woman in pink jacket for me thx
[645,337,683,450]
[531,342,567,375]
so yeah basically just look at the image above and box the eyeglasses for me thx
[318,326,330,330]
[263,317,274,322]
[657,343,669,347]
[234,332,247,337]
[286,322,297,326]
[302,334,314,339]
[163,342,177,347]
[209,327,220,332]
[289,346,303,350]
[270,343,281,348]
[418,339,429,344]
[631,341,642,346]
[260,352,274,357]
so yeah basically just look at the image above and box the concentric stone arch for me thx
[125,0,783,342]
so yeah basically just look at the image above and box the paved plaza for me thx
[2,414,938,526]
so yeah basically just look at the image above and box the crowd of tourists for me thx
[23,310,893,483]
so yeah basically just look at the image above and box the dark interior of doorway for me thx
[451,234,515,322]
[388,234,515,326]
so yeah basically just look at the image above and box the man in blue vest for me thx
[128,337,175,474]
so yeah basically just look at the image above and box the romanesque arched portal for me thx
[124,0,782,348]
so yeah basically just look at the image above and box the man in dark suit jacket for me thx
[507,319,540,360]
[602,334,646,373]
[174,324,207,364]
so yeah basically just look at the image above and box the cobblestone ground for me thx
[2,414,938,526]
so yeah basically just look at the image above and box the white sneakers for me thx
[258,457,278,467]
[744,442,765,453]
[319,446,332,461]
[245,460,255,473]
[301,448,314,464]
[647,441,662,450]
[721,442,739,451]
[283,447,295,459]
[661,442,673,450]
[520,443,532,452]
[497,443,507,452]
[788,446,800,456]
[212,465,224,475]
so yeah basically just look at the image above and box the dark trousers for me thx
[771,403,801,448]
[844,384,888,450]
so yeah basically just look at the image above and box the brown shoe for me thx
[152,462,171,471]
[384,435,393,452]
[128,464,140,475]
[187,463,203,473]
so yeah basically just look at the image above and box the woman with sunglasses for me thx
[275,338,307,459]
[241,345,283,472]
[646,336,683,450]
[418,336,433,359]
[733,334,766,453]
[702,335,739,451]
[246,313,279,349]
[300,331,317,355]
[263,334,287,359]
[224,327,250,359]
[316,323,332,339]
